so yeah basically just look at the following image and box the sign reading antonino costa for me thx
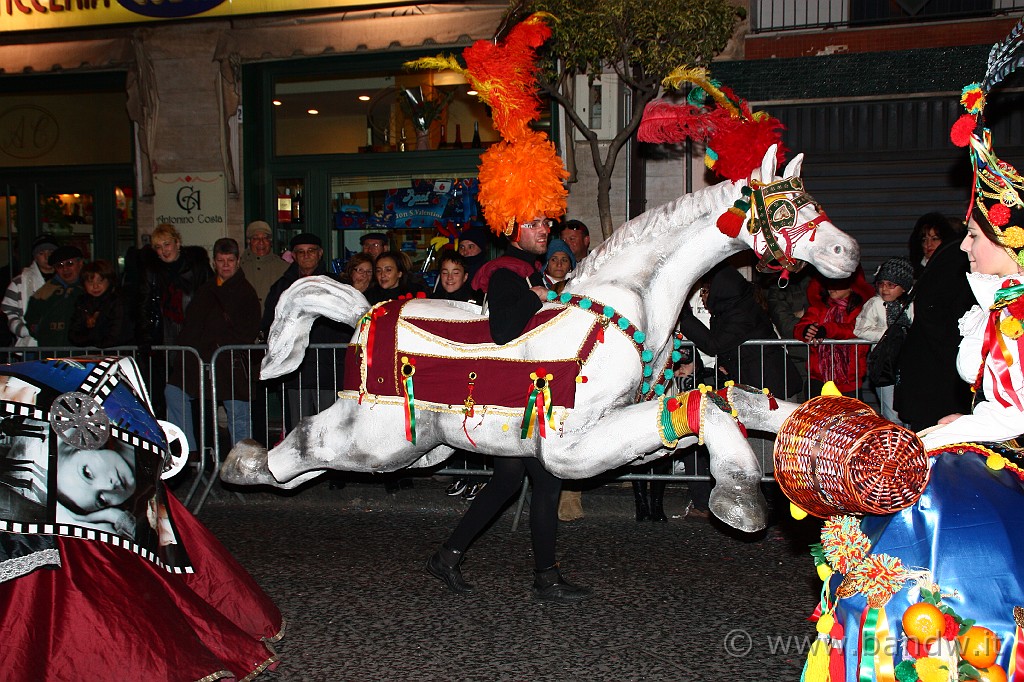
[0,0,396,33]
[153,172,226,254]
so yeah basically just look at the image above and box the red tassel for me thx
[717,209,745,238]
[596,325,605,344]
[950,113,977,147]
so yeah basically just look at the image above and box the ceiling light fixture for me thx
[272,99,282,106]
[307,109,319,115]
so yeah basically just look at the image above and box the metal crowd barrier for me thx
[0,338,877,516]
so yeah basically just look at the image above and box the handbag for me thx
[866,293,914,387]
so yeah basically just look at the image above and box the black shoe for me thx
[426,545,474,594]
[446,479,468,496]
[464,481,486,501]
[532,565,593,604]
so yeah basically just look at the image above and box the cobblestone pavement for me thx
[197,479,823,681]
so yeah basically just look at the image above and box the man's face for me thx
[440,261,468,293]
[215,252,241,281]
[561,227,589,260]
[294,244,323,275]
[55,257,83,283]
[362,239,386,258]
[248,233,272,257]
[515,217,551,256]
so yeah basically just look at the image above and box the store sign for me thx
[0,0,395,33]
[153,172,226,254]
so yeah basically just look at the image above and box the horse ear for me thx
[754,144,779,184]
[783,153,805,179]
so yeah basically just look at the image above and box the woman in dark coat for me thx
[136,224,213,346]
[679,264,802,399]
[894,227,975,431]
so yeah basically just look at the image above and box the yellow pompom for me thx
[820,381,842,397]
[501,423,510,432]
[1000,315,1024,340]
[816,612,835,634]
[401,356,409,364]
[790,502,808,520]
[987,454,1007,470]
[724,380,735,387]
[816,564,834,582]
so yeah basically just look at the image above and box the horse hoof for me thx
[709,488,767,533]
[220,439,276,486]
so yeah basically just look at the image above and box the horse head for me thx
[736,144,859,280]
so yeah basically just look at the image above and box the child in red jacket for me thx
[794,267,874,396]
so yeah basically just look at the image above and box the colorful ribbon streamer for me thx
[401,356,416,444]
[857,607,894,682]
[521,369,554,439]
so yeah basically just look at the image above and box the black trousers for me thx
[446,456,562,570]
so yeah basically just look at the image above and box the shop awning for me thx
[214,2,508,62]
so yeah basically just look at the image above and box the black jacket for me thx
[68,289,132,348]
[136,245,213,346]
[488,247,544,345]
[894,241,974,430]
[678,266,801,398]
[262,262,353,389]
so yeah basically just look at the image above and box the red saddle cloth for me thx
[343,299,595,409]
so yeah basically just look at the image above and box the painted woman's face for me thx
[961,217,1020,276]
[58,447,136,513]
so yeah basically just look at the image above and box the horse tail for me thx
[261,276,370,379]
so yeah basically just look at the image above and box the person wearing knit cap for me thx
[1,234,58,347]
[456,225,491,278]
[854,257,916,423]
[543,238,576,295]
[240,219,287,317]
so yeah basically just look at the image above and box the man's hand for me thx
[530,285,548,301]
[937,413,963,425]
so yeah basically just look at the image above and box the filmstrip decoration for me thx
[0,519,194,575]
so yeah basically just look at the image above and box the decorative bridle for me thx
[734,177,828,282]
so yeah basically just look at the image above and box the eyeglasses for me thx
[519,218,554,230]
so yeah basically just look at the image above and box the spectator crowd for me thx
[0,211,972,524]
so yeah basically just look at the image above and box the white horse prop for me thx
[221,146,859,532]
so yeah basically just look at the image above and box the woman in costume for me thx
[796,24,1024,682]
[0,358,282,681]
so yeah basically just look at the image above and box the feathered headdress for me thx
[951,19,1024,264]
[405,13,568,240]
[637,66,786,182]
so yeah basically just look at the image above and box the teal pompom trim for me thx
[643,366,653,378]
[559,292,571,303]
[641,350,654,362]
[546,290,557,301]
[617,317,629,330]
[579,298,592,309]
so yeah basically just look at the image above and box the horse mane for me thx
[569,179,739,286]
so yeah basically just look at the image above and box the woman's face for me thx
[350,261,373,292]
[458,240,482,258]
[84,274,110,298]
[152,235,181,264]
[921,227,942,261]
[961,217,1020,276]
[546,251,572,280]
[376,256,401,289]
[875,281,905,303]
[827,287,852,300]
[58,447,136,513]
[440,261,468,293]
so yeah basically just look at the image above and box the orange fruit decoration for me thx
[977,664,1007,682]
[958,626,1001,669]
[902,602,946,644]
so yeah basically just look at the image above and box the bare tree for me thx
[523,0,742,237]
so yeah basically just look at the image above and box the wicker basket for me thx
[773,395,929,518]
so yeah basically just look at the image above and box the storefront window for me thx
[41,191,95,260]
[273,69,496,156]
[328,173,483,289]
